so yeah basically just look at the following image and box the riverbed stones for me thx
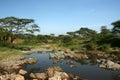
[50,50,88,62]
[15,74,25,80]
[30,73,36,78]
[19,69,27,75]
[0,73,25,80]
[99,59,120,70]
[29,67,70,80]
[30,73,47,80]
[48,71,69,80]
[12,63,22,70]
[35,73,47,80]
[0,56,27,73]
[46,67,57,77]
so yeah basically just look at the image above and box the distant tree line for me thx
[0,16,120,54]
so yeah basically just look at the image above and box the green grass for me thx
[0,47,24,60]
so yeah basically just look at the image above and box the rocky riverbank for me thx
[0,55,87,80]
[97,59,120,70]
[49,49,120,70]
[0,47,120,80]
[29,66,87,80]
[0,56,37,80]
[50,50,88,60]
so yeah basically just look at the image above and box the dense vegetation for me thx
[0,16,120,55]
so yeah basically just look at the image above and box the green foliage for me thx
[109,51,120,54]
[0,17,120,56]
[98,44,111,52]
[61,36,73,46]
[112,20,120,34]
[0,16,40,48]
[109,37,120,47]
[0,41,9,47]
[0,47,24,60]
[75,27,97,38]
[84,42,98,50]
[37,35,48,43]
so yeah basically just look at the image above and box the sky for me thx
[0,0,120,35]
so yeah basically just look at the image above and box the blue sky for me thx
[0,0,120,35]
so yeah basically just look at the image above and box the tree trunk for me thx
[8,32,13,48]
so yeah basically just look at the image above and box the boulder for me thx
[30,73,47,80]
[19,69,27,75]
[60,72,69,80]
[35,73,47,80]
[30,73,36,78]
[99,59,120,70]
[99,64,106,68]
[12,64,22,70]
[48,71,69,80]
[65,49,71,53]
[46,67,69,80]
[46,67,55,77]
[15,74,25,80]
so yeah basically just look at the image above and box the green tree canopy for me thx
[112,20,120,34]
[75,27,97,38]
[0,16,40,47]
[0,16,40,34]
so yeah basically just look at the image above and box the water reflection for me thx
[25,52,120,80]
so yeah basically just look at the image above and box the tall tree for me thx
[75,27,97,38]
[0,16,40,47]
[111,20,120,34]
[67,32,75,37]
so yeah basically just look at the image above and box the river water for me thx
[25,52,120,80]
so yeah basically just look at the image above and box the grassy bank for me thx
[0,47,24,60]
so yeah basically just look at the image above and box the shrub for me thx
[98,44,111,52]
[84,42,98,50]
[0,41,9,47]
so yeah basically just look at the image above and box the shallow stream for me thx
[25,52,120,80]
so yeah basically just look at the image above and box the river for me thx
[25,52,120,80]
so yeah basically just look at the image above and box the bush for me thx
[84,42,98,50]
[0,41,9,47]
[98,44,111,52]
[109,51,120,54]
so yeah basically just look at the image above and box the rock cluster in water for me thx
[50,50,88,60]
[97,59,120,70]
[0,55,86,80]
[29,66,86,80]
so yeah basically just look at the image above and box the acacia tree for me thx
[67,32,75,37]
[111,20,120,35]
[101,26,111,35]
[75,27,97,38]
[0,16,40,47]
